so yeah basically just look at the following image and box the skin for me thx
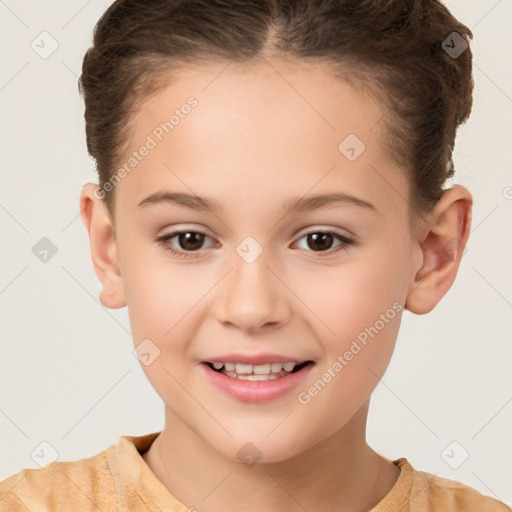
[80,58,472,512]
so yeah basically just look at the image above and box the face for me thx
[107,59,420,463]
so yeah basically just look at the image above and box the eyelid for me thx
[294,224,355,240]
[158,224,354,241]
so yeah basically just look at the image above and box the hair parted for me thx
[78,0,474,223]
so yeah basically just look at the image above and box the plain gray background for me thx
[1,0,511,506]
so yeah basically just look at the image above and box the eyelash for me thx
[154,229,355,259]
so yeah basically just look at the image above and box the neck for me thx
[143,400,400,512]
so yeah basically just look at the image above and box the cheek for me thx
[121,249,200,359]
[122,236,196,315]
[298,245,407,342]
[293,243,406,397]
[295,265,403,435]
[121,251,227,400]
[122,258,206,407]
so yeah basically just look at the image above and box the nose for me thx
[214,249,292,333]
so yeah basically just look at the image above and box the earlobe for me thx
[79,183,126,309]
[405,185,472,315]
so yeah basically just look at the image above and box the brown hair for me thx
[78,0,474,225]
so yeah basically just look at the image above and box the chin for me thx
[210,431,315,467]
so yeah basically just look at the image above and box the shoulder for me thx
[0,491,30,512]
[400,458,511,512]
[0,443,116,512]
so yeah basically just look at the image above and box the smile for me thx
[206,361,312,380]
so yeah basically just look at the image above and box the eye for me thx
[294,230,354,255]
[155,229,355,259]
[155,230,217,259]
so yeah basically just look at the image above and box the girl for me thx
[1,0,510,510]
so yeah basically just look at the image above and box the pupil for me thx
[179,232,204,251]
[308,233,332,251]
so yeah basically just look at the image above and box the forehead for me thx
[132,58,384,145]
[115,58,408,220]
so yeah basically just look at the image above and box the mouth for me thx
[200,358,316,402]
[203,360,314,381]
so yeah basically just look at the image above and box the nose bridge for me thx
[214,237,290,332]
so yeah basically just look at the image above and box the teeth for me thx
[209,361,302,379]
[283,362,296,372]
[235,363,253,374]
[252,363,271,374]
[236,374,281,381]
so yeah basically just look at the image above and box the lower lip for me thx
[200,362,314,403]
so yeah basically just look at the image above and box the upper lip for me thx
[202,353,314,365]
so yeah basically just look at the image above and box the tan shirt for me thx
[0,431,510,511]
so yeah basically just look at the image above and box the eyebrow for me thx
[137,191,377,214]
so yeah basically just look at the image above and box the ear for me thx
[405,185,472,315]
[79,183,126,309]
